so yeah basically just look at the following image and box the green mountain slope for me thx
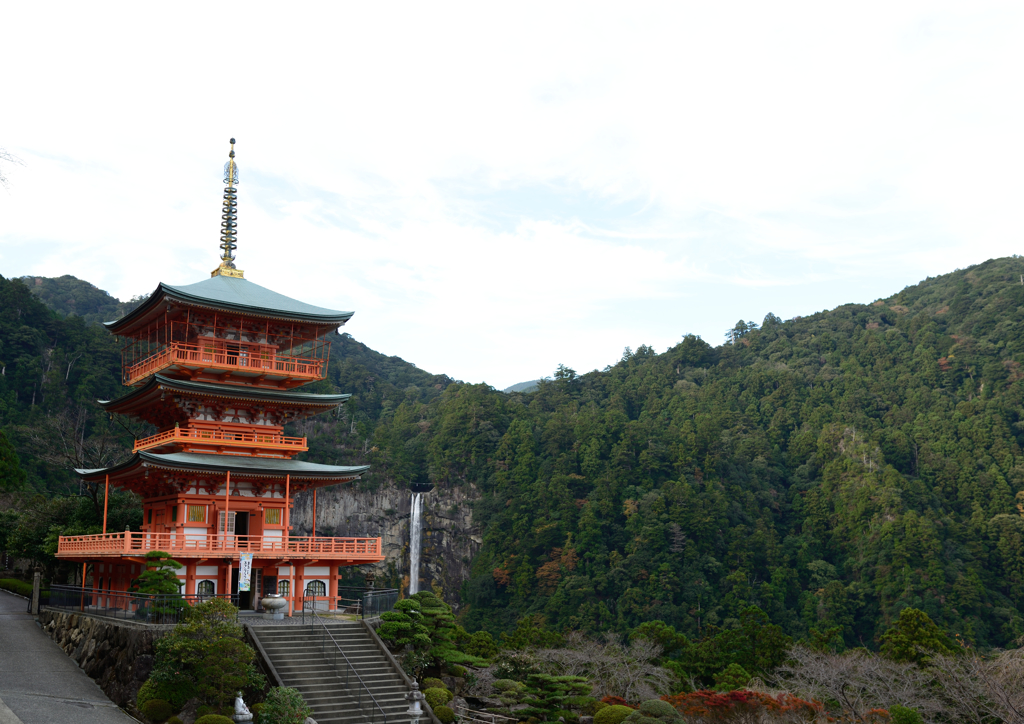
[19,274,143,325]
[369,256,1024,649]
[10,258,1024,652]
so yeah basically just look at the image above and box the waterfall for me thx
[409,492,423,595]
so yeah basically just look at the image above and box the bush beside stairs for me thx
[250,622,411,724]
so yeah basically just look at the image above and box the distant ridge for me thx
[503,379,541,393]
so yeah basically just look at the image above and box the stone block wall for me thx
[38,609,173,709]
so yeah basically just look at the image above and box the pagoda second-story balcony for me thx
[133,427,308,457]
[125,341,324,388]
[57,531,383,563]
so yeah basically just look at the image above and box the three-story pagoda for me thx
[57,140,382,613]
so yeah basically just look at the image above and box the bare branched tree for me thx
[773,646,944,722]
[26,405,132,513]
[931,647,1024,724]
[536,631,672,702]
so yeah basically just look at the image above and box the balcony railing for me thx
[47,584,238,625]
[56,531,384,560]
[133,427,308,454]
[125,342,324,386]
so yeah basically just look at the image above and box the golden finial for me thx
[212,138,244,278]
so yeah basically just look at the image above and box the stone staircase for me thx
[250,621,410,724]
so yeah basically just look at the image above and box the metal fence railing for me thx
[300,587,398,623]
[46,584,238,625]
[306,604,388,724]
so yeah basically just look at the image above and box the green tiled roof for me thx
[105,274,354,331]
[77,451,369,481]
[99,374,350,412]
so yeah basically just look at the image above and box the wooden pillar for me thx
[329,564,339,612]
[224,471,231,549]
[288,564,295,617]
[186,561,196,597]
[312,489,317,539]
[102,474,109,534]
[284,475,290,542]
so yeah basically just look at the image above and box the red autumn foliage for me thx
[601,696,636,709]
[661,690,824,721]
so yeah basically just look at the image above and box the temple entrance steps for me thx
[250,622,410,724]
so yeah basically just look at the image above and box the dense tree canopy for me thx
[9,257,1024,655]
[365,256,1024,650]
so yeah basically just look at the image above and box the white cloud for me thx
[1,2,1023,387]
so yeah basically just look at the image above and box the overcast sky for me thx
[2,3,1022,389]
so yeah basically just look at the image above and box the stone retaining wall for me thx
[38,608,174,710]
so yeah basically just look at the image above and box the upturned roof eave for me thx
[76,451,369,482]
[104,280,354,334]
[98,374,351,413]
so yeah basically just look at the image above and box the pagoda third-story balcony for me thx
[133,427,308,457]
[57,531,383,562]
[125,341,324,388]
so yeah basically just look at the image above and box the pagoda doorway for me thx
[231,567,264,611]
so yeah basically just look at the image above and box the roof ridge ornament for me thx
[212,138,245,279]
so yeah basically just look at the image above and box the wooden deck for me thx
[125,342,324,387]
[57,531,384,562]
[133,427,308,456]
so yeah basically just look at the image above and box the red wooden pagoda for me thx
[57,140,382,614]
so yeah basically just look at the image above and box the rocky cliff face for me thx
[290,482,481,610]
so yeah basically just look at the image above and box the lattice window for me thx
[187,505,206,523]
[264,508,282,525]
[305,581,326,596]
[197,580,214,598]
[217,511,236,534]
[278,580,290,596]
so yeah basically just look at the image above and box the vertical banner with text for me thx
[239,552,253,592]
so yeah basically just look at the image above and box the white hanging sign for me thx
[238,553,253,592]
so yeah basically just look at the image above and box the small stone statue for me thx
[233,691,253,722]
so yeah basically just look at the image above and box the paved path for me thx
[0,590,136,724]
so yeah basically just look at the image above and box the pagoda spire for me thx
[212,138,244,278]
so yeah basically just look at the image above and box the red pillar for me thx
[102,475,109,535]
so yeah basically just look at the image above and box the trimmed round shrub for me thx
[492,679,522,693]
[167,718,183,724]
[637,700,679,719]
[590,701,609,716]
[259,686,312,724]
[890,707,924,724]
[423,677,446,690]
[622,716,660,724]
[137,679,197,711]
[425,687,454,710]
[595,704,635,724]
[195,706,214,718]
[448,664,467,677]
[140,698,174,723]
[434,705,456,724]
[195,716,235,724]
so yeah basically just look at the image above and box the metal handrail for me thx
[306,602,388,724]
[454,705,518,724]
[46,584,238,624]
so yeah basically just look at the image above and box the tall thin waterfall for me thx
[409,492,424,595]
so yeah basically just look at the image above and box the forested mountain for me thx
[19,274,144,326]
[366,256,1024,651]
[7,258,1024,654]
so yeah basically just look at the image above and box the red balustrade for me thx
[133,428,308,454]
[57,531,383,560]
[125,342,324,386]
